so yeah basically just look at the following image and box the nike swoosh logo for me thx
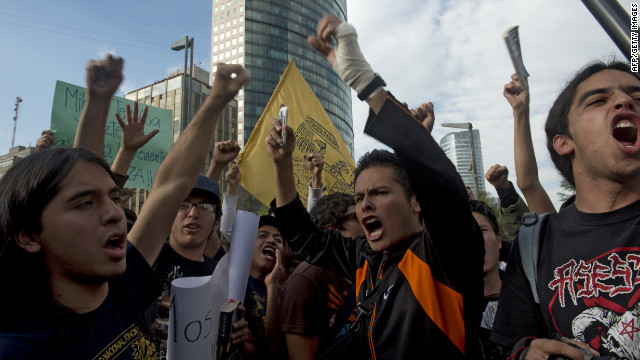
[383,285,394,300]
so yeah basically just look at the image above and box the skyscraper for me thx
[210,0,353,155]
[439,129,486,195]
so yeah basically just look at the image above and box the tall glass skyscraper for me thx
[439,129,486,194]
[210,0,353,155]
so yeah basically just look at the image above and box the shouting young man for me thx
[266,14,483,360]
[492,62,640,360]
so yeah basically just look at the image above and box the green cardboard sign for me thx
[50,80,173,190]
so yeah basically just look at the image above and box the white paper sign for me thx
[167,255,229,360]
[167,211,259,359]
[228,210,259,302]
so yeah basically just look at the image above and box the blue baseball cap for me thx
[191,174,220,204]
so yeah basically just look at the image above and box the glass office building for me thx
[123,66,238,214]
[211,0,353,156]
[439,129,486,194]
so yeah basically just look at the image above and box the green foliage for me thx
[256,204,270,216]
[476,190,508,240]
[557,178,575,202]
[477,190,499,211]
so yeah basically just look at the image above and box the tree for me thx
[477,190,500,213]
[477,190,509,240]
[557,179,575,203]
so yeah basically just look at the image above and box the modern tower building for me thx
[210,0,353,155]
[439,129,486,195]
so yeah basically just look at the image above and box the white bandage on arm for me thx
[307,183,323,213]
[220,193,238,241]
[332,22,376,94]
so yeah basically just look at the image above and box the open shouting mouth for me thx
[612,112,640,152]
[362,216,383,241]
[262,245,276,260]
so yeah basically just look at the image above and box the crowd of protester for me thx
[0,11,638,360]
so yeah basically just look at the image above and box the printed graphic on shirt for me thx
[151,265,184,359]
[480,300,499,330]
[245,289,267,341]
[93,323,157,360]
[546,247,640,359]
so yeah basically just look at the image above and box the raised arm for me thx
[308,14,387,114]
[220,164,241,241]
[305,153,324,212]
[226,164,242,197]
[74,55,123,157]
[266,117,297,208]
[485,164,529,241]
[128,64,249,265]
[264,249,285,355]
[407,102,435,134]
[35,130,54,151]
[111,102,159,179]
[503,74,555,214]
[206,140,241,182]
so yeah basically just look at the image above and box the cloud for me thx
[118,79,137,97]
[166,64,183,75]
[347,0,631,207]
[97,44,117,58]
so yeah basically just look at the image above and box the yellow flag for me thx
[237,60,355,207]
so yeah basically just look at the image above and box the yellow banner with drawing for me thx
[237,60,355,207]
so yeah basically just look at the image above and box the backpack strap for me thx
[518,212,550,304]
[349,284,380,334]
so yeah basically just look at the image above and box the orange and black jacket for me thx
[274,93,484,359]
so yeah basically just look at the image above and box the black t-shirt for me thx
[479,295,509,360]
[146,242,217,359]
[0,244,162,359]
[492,199,640,359]
[244,276,268,348]
[213,245,226,261]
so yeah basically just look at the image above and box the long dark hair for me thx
[0,147,115,332]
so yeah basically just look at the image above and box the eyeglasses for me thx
[179,201,216,214]
[337,212,357,229]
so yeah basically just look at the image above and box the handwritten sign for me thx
[168,255,230,360]
[50,80,173,190]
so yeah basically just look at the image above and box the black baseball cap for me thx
[259,215,282,233]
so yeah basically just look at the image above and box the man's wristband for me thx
[357,73,386,101]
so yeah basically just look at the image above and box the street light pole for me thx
[441,122,479,197]
[581,0,632,62]
[467,124,479,197]
[12,96,22,148]
[171,36,194,134]
[188,38,194,125]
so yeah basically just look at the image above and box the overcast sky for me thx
[347,0,632,208]
[0,0,633,208]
